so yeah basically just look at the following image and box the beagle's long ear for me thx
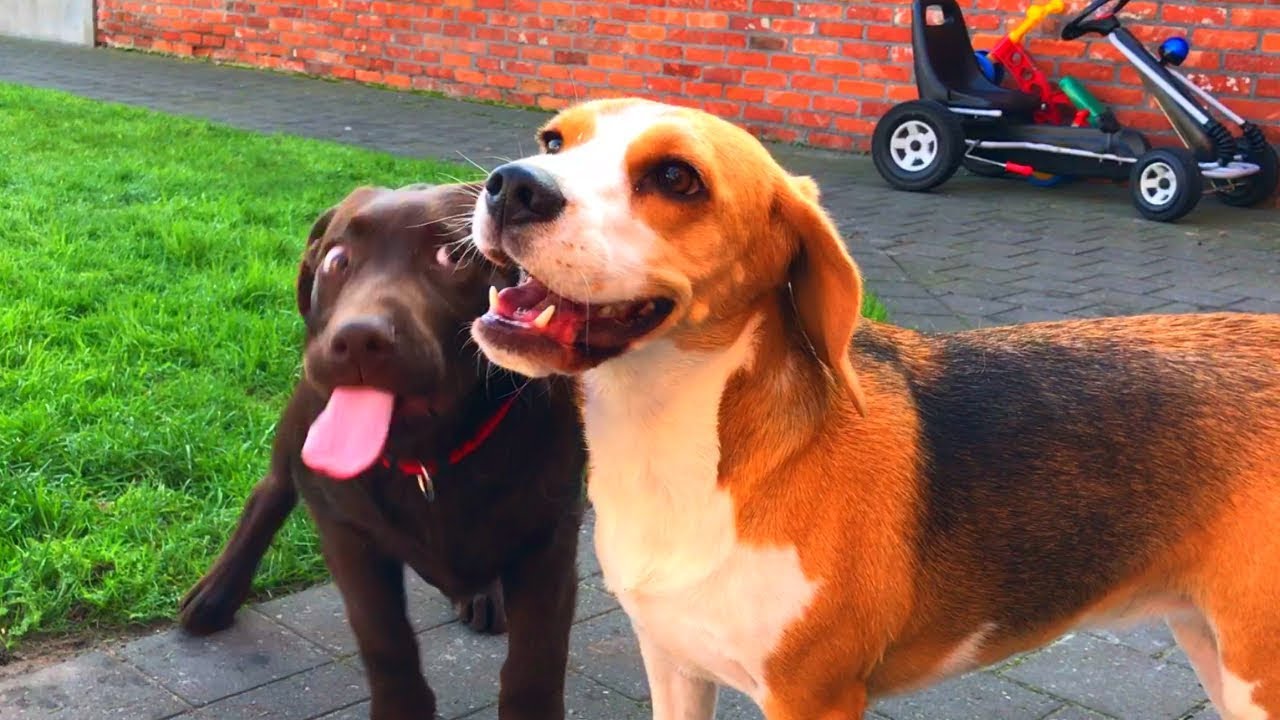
[296,207,336,317]
[777,175,868,415]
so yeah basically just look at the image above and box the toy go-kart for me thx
[871,0,1279,222]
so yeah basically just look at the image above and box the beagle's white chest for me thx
[581,325,818,703]
[597,518,819,702]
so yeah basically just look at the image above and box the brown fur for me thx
[179,184,587,720]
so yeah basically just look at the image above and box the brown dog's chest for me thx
[289,386,586,602]
[301,468,519,596]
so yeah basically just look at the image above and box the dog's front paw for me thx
[453,579,508,635]
[177,572,249,636]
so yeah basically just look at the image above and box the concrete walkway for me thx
[2,36,1278,720]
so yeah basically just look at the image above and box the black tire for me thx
[1129,148,1202,223]
[872,100,966,192]
[1216,141,1278,208]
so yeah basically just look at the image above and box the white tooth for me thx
[597,305,616,318]
[489,286,499,312]
[639,301,655,315]
[533,305,556,329]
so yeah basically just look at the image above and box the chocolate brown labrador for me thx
[177,183,586,720]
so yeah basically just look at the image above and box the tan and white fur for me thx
[469,97,1280,720]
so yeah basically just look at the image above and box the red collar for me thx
[376,390,521,500]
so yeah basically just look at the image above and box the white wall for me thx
[0,0,95,46]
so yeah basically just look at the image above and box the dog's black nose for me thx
[330,316,396,366]
[485,163,565,227]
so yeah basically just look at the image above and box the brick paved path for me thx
[2,36,1277,720]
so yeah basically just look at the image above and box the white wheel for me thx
[872,100,965,192]
[1137,160,1178,208]
[889,120,941,173]
[1129,148,1201,223]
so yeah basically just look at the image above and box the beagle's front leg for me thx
[636,629,718,720]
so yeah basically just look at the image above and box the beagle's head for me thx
[470,98,866,408]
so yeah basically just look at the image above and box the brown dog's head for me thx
[468,98,865,410]
[297,182,513,479]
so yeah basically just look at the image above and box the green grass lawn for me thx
[0,83,485,650]
[0,82,887,652]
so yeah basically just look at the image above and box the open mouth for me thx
[480,270,676,357]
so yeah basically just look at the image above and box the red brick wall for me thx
[97,0,1280,153]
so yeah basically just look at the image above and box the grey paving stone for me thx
[578,510,601,579]
[867,280,938,299]
[0,651,188,720]
[1089,623,1177,657]
[575,581,621,623]
[896,313,976,333]
[568,610,647,702]
[1149,284,1247,309]
[1149,301,1210,315]
[256,583,357,657]
[1070,288,1175,315]
[189,660,366,719]
[458,672,650,720]
[998,291,1101,315]
[875,295,962,318]
[936,293,1018,317]
[1039,705,1112,719]
[117,609,331,706]
[713,688,766,720]
[1007,276,1097,297]
[1001,633,1205,719]
[925,278,1027,300]
[416,619,509,719]
[1078,274,1175,297]
[1226,297,1280,314]
[873,671,1060,720]
[1187,705,1222,720]
[987,307,1077,325]
[956,251,1037,272]
[314,700,369,719]
[932,265,1035,287]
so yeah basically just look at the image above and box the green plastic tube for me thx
[1059,76,1107,126]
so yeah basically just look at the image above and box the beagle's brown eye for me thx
[542,132,564,154]
[654,161,702,197]
[320,245,349,274]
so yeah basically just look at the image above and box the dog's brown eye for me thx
[542,131,563,154]
[654,161,702,197]
[321,245,349,274]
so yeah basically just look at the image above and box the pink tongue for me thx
[301,387,396,480]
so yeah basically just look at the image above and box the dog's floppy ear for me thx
[296,207,336,317]
[777,174,868,415]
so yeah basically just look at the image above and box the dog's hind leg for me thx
[1186,489,1280,720]
[178,469,297,635]
[1196,597,1280,720]
[1168,612,1226,711]
[454,578,508,634]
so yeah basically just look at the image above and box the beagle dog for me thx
[467,97,1280,720]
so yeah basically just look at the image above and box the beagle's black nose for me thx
[484,163,566,227]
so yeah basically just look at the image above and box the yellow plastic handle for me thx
[1010,0,1067,44]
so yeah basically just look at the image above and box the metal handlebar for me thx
[1061,0,1129,40]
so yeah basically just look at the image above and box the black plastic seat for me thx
[913,0,1041,117]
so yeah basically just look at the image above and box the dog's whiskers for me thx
[405,212,476,230]
[455,151,491,176]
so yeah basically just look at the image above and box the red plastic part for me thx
[1004,162,1036,176]
[989,37,1076,125]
